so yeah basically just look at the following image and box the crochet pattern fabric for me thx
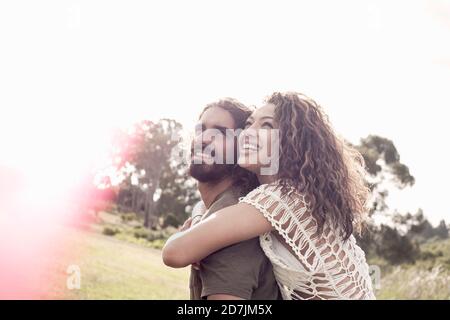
[240,183,375,300]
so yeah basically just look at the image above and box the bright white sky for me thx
[0,0,449,224]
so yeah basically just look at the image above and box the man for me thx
[165,98,281,300]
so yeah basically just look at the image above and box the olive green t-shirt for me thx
[189,187,281,300]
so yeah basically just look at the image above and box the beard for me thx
[189,162,234,183]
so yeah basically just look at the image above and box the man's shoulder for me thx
[209,188,241,213]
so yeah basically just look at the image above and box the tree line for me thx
[87,119,448,264]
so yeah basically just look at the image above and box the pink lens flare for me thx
[0,167,108,299]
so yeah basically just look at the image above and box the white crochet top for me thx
[239,183,375,300]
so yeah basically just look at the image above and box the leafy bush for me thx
[146,229,170,241]
[374,225,419,265]
[132,227,173,242]
[163,213,183,228]
[121,212,138,223]
[133,227,150,239]
[103,226,120,236]
[149,239,166,250]
[417,239,450,271]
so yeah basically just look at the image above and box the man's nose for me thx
[198,129,216,145]
[192,136,210,151]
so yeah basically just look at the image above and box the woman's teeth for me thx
[193,152,214,161]
[241,143,259,151]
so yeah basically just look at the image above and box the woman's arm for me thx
[162,203,273,268]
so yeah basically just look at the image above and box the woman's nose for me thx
[240,128,257,144]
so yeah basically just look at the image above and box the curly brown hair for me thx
[267,92,370,240]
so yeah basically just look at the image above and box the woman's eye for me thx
[244,122,252,129]
[218,128,227,135]
[262,122,273,129]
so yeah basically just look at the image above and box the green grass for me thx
[369,238,450,300]
[97,211,177,250]
[37,212,449,300]
[376,265,450,299]
[42,226,190,299]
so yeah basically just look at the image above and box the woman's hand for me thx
[178,217,193,232]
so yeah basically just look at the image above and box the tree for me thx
[354,135,416,256]
[434,220,449,240]
[355,135,415,216]
[374,225,419,265]
[156,160,200,228]
[407,209,435,242]
[112,119,183,228]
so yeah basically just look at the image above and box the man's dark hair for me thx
[200,98,251,130]
[199,98,260,195]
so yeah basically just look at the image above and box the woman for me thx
[163,92,375,300]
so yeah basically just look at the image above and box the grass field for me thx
[37,213,449,300]
[42,226,190,300]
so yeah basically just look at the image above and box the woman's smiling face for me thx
[237,103,280,176]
